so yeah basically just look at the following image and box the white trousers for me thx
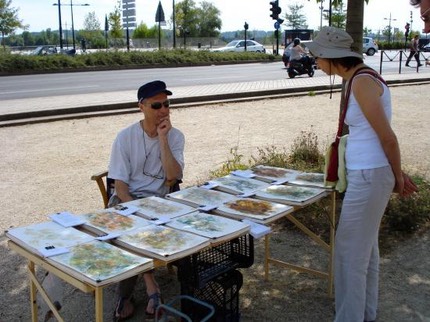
[334,166,395,322]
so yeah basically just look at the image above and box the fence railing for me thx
[379,50,430,74]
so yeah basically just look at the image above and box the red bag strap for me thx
[334,67,386,144]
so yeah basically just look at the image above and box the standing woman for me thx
[307,27,418,322]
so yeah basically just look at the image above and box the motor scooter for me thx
[287,55,316,78]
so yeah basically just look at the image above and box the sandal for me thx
[145,292,163,318]
[113,297,134,321]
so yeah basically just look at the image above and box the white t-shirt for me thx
[345,75,391,170]
[290,46,304,61]
[108,121,185,198]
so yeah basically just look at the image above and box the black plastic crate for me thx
[176,234,254,288]
[181,269,243,322]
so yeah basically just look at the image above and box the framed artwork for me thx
[215,197,294,224]
[208,175,270,195]
[166,186,237,208]
[48,240,153,286]
[115,225,210,262]
[288,172,329,189]
[123,196,196,220]
[78,212,150,235]
[166,211,250,242]
[6,221,94,256]
[255,185,328,206]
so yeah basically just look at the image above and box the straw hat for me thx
[306,26,363,59]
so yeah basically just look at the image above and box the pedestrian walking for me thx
[405,35,422,67]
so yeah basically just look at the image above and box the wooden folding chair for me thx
[91,171,182,208]
[90,171,115,208]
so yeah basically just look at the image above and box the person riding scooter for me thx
[288,38,314,78]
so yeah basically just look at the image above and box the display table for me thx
[263,190,336,297]
[8,234,250,322]
[7,168,337,321]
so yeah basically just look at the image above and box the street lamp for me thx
[53,0,90,50]
[319,0,324,30]
[384,12,397,44]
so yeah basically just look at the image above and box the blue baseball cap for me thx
[137,80,172,101]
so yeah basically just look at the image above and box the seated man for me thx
[108,80,185,319]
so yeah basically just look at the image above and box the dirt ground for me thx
[0,85,429,321]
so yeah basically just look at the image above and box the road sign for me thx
[155,1,165,22]
[274,21,280,29]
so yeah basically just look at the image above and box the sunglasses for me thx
[145,100,170,110]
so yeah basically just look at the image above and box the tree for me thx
[81,11,104,48]
[195,1,221,37]
[108,0,123,39]
[330,2,346,28]
[175,0,198,37]
[284,4,308,30]
[174,0,221,38]
[0,0,26,49]
[133,23,160,39]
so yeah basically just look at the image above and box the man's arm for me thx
[114,180,134,203]
[157,117,183,182]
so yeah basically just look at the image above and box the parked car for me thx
[30,45,58,56]
[30,45,76,56]
[363,37,378,56]
[422,43,430,52]
[211,40,266,53]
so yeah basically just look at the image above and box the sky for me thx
[11,0,423,35]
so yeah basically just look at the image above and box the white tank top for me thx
[344,74,391,170]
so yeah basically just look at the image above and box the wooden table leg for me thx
[264,234,270,280]
[28,261,38,322]
[95,287,103,322]
[327,191,336,297]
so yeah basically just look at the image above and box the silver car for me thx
[211,40,266,53]
[363,37,378,56]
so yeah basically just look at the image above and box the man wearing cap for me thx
[108,80,184,319]
[410,0,430,33]
[307,27,417,322]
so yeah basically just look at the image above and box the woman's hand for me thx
[394,171,418,197]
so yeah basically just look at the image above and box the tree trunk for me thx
[338,0,365,135]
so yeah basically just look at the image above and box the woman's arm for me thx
[353,76,418,196]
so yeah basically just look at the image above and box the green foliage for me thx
[209,147,250,179]
[284,4,308,30]
[288,130,324,172]
[174,0,221,38]
[0,0,26,48]
[0,49,276,74]
[108,1,123,39]
[383,176,430,233]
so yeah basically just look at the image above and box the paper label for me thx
[231,170,255,179]
[242,219,271,239]
[111,205,140,216]
[50,211,85,227]
[96,232,122,241]
[152,216,171,225]
[38,246,70,258]
[200,181,219,190]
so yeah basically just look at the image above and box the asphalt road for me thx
[0,54,399,101]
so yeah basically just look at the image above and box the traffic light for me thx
[405,22,410,38]
[270,0,281,20]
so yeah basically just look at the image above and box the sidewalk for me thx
[1,66,430,126]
